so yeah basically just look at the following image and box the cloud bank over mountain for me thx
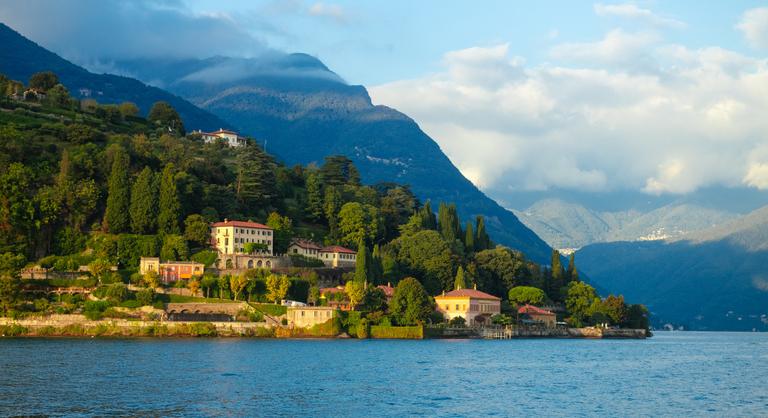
[370,6,768,200]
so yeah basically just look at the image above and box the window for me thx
[455,304,459,310]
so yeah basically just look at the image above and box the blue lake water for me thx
[0,332,766,417]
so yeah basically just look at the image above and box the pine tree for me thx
[305,171,323,221]
[454,266,466,290]
[104,146,130,233]
[354,242,369,283]
[323,186,342,240]
[130,167,158,234]
[464,221,475,253]
[475,215,491,251]
[157,164,181,235]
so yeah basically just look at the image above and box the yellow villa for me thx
[434,286,501,326]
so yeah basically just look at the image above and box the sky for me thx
[2,0,768,210]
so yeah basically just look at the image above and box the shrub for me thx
[449,316,466,327]
[356,318,370,339]
[136,288,155,306]
[370,325,424,339]
[0,324,28,336]
[188,322,217,337]
[105,283,129,303]
[120,300,142,309]
[251,303,287,317]
[190,250,218,267]
[33,298,50,312]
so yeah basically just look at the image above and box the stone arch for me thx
[257,260,263,268]
[265,260,272,268]
[247,259,254,269]
[225,258,234,269]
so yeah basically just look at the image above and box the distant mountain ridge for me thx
[0,23,229,131]
[109,55,554,263]
[513,198,736,250]
[577,205,768,331]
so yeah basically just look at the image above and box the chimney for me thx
[442,290,445,296]
[473,283,477,290]
[224,218,228,223]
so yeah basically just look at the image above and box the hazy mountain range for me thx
[513,199,738,251]
[577,205,768,331]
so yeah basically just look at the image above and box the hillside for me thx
[106,55,554,264]
[0,23,229,131]
[514,199,736,250]
[577,205,768,331]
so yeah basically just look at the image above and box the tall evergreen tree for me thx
[104,146,130,233]
[130,167,157,234]
[323,186,342,240]
[235,143,276,212]
[550,249,565,296]
[371,244,384,285]
[419,200,437,230]
[354,242,369,283]
[475,215,491,251]
[305,171,324,221]
[157,164,181,235]
[454,266,466,290]
[437,202,461,243]
[464,221,475,253]
[567,253,580,282]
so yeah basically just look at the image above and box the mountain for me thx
[577,205,768,331]
[0,23,228,131]
[514,199,736,250]
[107,55,554,263]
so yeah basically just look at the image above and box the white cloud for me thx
[308,2,347,23]
[737,7,768,49]
[594,3,686,29]
[369,38,768,197]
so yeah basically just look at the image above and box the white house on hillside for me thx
[197,128,247,147]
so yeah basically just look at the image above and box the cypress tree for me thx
[354,242,369,283]
[438,202,460,242]
[551,249,565,292]
[454,266,466,290]
[157,163,181,235]
[475,215,490,251]
[235,143,276,211]
[104,146,130,233]
[419,200,437,230]
[371,244,384,285]
[464,221,475,253]
[130,167,158,234]
[305,171,323,221]
[567,253,580,282]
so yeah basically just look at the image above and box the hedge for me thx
[370,325,424,339]
[251,303,287,317]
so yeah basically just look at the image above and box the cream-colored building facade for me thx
[211,219,274,255]
[434,287,501,325]
[287,240,356,268]
[286,306,337,328]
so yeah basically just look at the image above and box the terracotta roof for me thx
[437,288,501,300]
[211,220,270,229]
[518,304,555,316]
[319,245,356,254]
[376,284,395,297]
[204,128,238,135]
[291,239,323,250]
[320,286,345,295]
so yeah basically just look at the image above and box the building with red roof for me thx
[376,283,395,302]
[210,218,274,256]
[286,239,357,268]
[518,304,556,327]
[434,285,501,325]
[196,128,247,147]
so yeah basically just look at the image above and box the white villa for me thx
[197,128,247,147]
[211,219,274,255]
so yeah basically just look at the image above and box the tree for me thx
[184,214,210,246]
[323,186,342,239]
[567,253,579,282]
[361,287,387,312]
[143,270,160,289]
[345,280,365,310]
[158,164,181,235]
[201,274,217,298]
[160,234,189,261]
[0,163,35,255]
[104,146,130,233]
[338,202,382,247]
[601,295,628,325]
[88,258,113,284]
[454,266,467,290]
[147,101,185,135]
[46,84,71,107]
[105,283,129,303]
[437,202,461,243]
[549,249,565,299]
[464,221,475,253]
[390,277,433,326]
[565,281,599,325]
[419,200,437,230]
[29,71,59,91]
[308,286,320,305]
[473,247,531,297]
[266,212,293,254]
[266,274,290,304]
[130,167,158,234]
[354,243,369,283]
[394,230,455,294]
[217,275,230,299]
[507,286,546,306]
[475,216,491,251]
[136,288,155,306]
[244,242,268,254]
[235,143,276,211]
[320,156,359,186]
[118,102,139,118]
[0,273,20,314]
[370,244,383,284]
[229,274,248,301]
[305,171,324,221]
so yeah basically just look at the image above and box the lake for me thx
[0,332,766,417]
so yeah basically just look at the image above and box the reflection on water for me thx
[0,332,767,416]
